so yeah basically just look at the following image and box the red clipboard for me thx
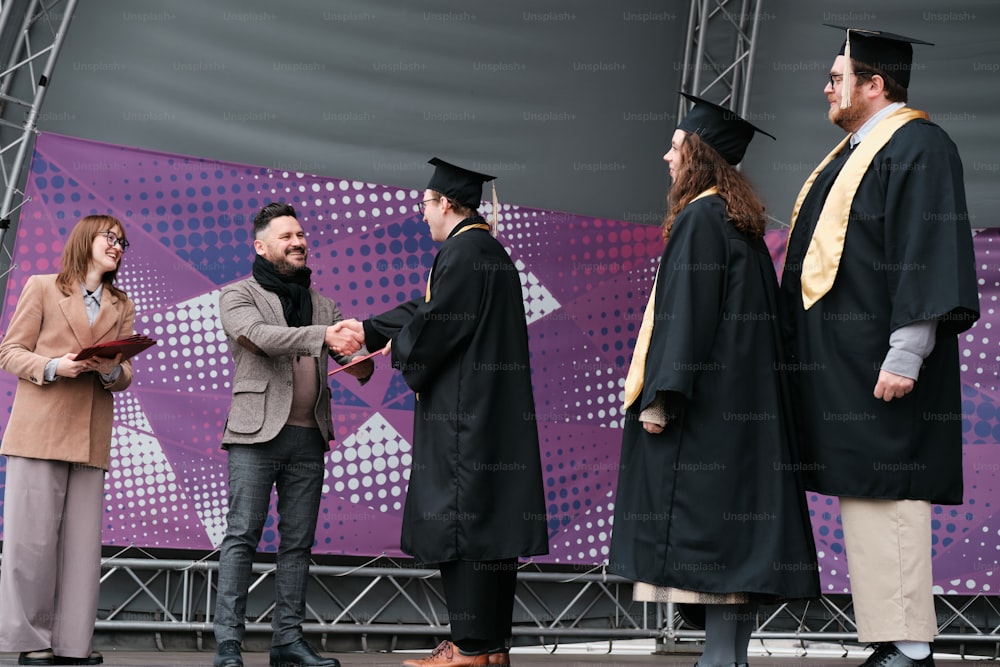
[76,334,157,362]
[328,348,382,376]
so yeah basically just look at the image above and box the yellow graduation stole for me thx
[424,222,491,302]
[623,188,717,410]
[787,107,928,310]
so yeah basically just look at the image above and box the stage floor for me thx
[0,646,988,667]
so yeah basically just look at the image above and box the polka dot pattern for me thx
[964,230,1000,391]
[105,392,201,546]
[0,134,996,582]
[555,489,615,563]
[514,258,561,324]
[138,290,229,394]
[326,412,412,514]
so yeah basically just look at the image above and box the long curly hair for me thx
[662,132,767,242]
[55,214,128,300]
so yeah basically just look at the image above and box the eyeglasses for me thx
[98,230,129,252]
[418,198,440,213]
[828,71,872,88]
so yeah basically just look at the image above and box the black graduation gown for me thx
[363,216,549,564]
[781,119,980,505]
[609,196,820,598]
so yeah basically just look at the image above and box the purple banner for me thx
[0,133,997,594]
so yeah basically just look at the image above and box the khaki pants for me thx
[840,497,937,642]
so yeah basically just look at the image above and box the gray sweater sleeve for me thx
[880,320,938,380]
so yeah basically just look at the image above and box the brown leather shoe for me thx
[400,641,488,667]
[487,652,510,666]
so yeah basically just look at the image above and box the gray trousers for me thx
[0,456,104,657]
[214,425,326,645]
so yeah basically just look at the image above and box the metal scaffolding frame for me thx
[60,553,1000,658]
[0,0,78,264]
[677,0,764,123]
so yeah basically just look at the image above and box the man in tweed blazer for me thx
[213,202,370,667]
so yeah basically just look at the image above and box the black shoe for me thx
[53,652,103,665]
[269,638,340,667]
[18,650,54,666]
[860,644,935,667]
[214,640,244,667]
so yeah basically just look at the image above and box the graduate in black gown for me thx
[780,27,979,667]
[609,94,820,667]
[356,159,548,667]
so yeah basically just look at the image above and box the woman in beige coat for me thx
[0,215,135,666]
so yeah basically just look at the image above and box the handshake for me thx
[325,318,392,357]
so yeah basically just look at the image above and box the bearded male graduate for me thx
[780,27,980,667]
[345,159,548,667]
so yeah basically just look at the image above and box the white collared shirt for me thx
[849,101,905,148]
[83,282,104,326]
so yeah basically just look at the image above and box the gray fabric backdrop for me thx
[28,0,1000,229]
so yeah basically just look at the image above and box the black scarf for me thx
[252,255,313,327]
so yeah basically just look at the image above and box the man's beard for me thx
[829,91,869,130]
[273,248,308,275]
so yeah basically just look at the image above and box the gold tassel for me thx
[490,182,500,237]
[841,29,852,109]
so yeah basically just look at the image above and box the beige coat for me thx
[0,274,134,469]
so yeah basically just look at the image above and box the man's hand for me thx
[337,318,364,338]
[873,369,915,402]
[381,339,392,356]
[326,320,363,356]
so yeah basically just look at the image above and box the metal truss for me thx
[0,0,78,264]
[90,555,659,652]
[66,553,1000,657]
[677,0,764,121]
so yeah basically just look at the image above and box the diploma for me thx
[328,348,382,376]
[76,334,157,362]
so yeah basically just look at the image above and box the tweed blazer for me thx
[0,274,135,469]
[219,277,350,447]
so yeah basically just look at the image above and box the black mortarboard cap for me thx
[675,92,776,165]
[826,25,933,90]
[426,157,496,209]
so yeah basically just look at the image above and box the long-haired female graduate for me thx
[609,94,820,667]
